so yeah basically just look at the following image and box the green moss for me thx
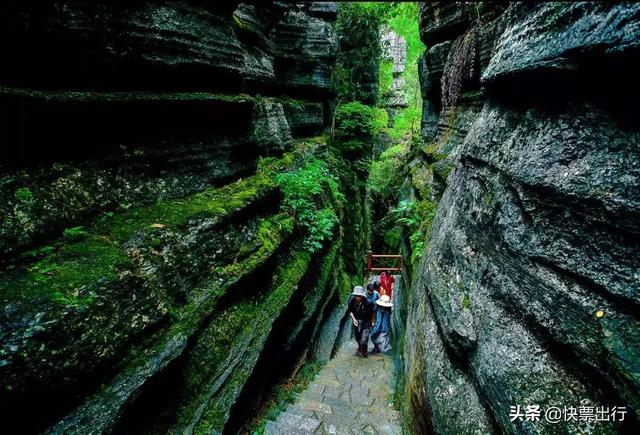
[101,213,294,420]
[190,248,315,433]
[462,293,471,310]
[293,241,339,330]
[433,161,454,183]
[99,173,275,241]
[248,245,340,432]
[422,143,447,164]
[1,234,131,305]
[222,215,294,277]
[177,213,294,327]
[339,271,353,304]
[0,85,255,105]
[232,12,255,32]
[482,190,495,206]
[14,187,33,202]
[1,150,307,306]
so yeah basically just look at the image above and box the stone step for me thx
[285,403,320,418]
[295,398,332,415]
[264,420,306,435]
[279,344,404,435]
[274,411,322,434]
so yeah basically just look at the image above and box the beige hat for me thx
[376,295,393,307]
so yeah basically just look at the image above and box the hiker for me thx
[371,295,393,354]
[380,271,395,298]
[373,280,381,297]
[366,283,380,308]
[348,286,375,358]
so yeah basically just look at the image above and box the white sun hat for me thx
[376,295,393,307]
[352,286,367,297]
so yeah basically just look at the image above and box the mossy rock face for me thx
[250,99,293,155]
[332,153,370,276]
[0,272,167,389]
[282,99,325,137]
[113,240,337,435]
[0,152,285,432]
[0,87,299,258]
[0,1,344,432]
[181,248,316,434]
[0,138,355,434]
[49,213,296,435]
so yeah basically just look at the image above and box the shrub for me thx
[275,160,341,252]
[368,144,406,207]
[393,198,437,264]
[335,101,387,140]
[14,187,33,202]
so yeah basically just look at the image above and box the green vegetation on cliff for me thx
[275,159,341,252]
[334,3,385,103]
[384,2,425,140]
[335,102,387,140]
[0,162,279,306]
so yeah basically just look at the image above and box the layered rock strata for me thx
[403,2,640,434]
[0,2,344,434]
[380,28,408,109]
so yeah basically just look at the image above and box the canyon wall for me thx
[403,2,640,434]
[0,2,354,434]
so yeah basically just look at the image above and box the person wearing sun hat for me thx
[371,294,393,354]
[348,286,375,357]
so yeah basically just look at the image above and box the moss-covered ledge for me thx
[1,140,330,433]
[49,214,295,435]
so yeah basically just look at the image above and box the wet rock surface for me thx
[404,2,640,434]
[482,3,640,90]
[0,2,344,434]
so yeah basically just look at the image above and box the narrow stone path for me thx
[264,342,402,434]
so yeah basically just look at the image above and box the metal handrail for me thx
[365,251,402,282]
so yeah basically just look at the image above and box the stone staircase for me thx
[264,343,402,434]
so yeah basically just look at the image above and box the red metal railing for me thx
[365,251,402,281]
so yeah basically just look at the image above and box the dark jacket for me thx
[348,297,374,327]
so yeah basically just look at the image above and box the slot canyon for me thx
[0,2,638,434]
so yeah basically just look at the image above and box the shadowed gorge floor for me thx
[264,344,402,435]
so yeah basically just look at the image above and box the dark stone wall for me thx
[0,1,336,259]
[0,2,345,434]
[404,2,640,434]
